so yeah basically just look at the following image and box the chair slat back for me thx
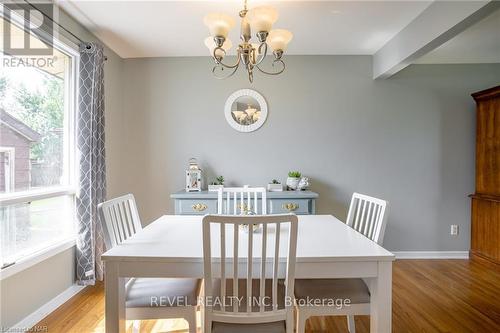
[98,194,142,249]
[346,192,389,244]
[202,214,298,325]
[217,187,267,215]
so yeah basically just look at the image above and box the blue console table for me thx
[170,190,318,215]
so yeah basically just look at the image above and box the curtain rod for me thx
[24,0,108,61]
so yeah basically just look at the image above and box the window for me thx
[0,13,79,268]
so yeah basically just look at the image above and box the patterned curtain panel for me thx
[76,42,106,285]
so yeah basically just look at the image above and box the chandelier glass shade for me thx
[204,37,233,58]
[203,0,293,82]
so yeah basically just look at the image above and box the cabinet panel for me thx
[471,197,500,263]
[475,98,500,196]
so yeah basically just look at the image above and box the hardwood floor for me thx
[33,259,500,332]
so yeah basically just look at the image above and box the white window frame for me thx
[0,6,81,277]
[0,147,15,192]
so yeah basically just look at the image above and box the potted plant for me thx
[286,171,301,190]
[208,176,225,191]
[267,179,283,192]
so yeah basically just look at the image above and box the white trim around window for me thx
[0,147,15,192]
[0,238,76,280]
[0,186,76,205]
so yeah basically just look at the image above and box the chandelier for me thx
[203,0,293,82]
[233,104,261,125]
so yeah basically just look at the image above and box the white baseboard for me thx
[393,251,469,259]
[8,284,86,333]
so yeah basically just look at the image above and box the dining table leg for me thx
[105,261,126,333]
[370,261,392,332]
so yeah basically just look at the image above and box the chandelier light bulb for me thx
[253,111,261,122]
[204,37,232,58]
[246,6,278,33]
[203,13,235,38]
[245,106,257,117]
[232,111,247,123]
[267,29,293,52]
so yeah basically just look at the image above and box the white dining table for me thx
[101,214,395,333]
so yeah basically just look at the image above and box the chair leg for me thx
[347,315,356,333]
[296,309,307,333]
[132,320,140,333]
[285,312,294,333]
[200,306,204,332]
[204,318,212,333]
[186,307,197,333]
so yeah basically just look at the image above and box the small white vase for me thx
[286,177,300,190]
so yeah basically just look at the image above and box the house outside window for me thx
[0,11,79,269]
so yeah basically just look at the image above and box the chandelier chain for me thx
[240,0,248,17]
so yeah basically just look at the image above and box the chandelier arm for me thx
[255,59,286,75]
[213,47,241,69]
[253,42,269,67]
[212,63,239,79]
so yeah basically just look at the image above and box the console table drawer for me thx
[171,190,317,215]
[270,199,311,215]
[177,199,217,215]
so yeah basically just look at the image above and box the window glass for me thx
[0,14,76,266]
[1,16,72,193]
[0,195,75,266]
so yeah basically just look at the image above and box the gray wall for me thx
[120,55,500,252]
[0,248,75,327]
[0,7,124,328]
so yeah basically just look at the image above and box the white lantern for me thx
[185,158,202,192]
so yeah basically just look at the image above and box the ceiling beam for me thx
[373,1,500,79]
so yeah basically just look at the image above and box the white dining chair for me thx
[202,214,298,333]
[217,186,267,215]
[294,192,389,333]
[98,194,200,333]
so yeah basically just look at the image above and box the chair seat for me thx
[212,321,286,333]
[126,278,200,308]
[212,279,286,312]
[294,278,370,305]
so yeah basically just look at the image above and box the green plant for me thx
[215,176,224,185]
[288,171,301,178]
[271,179,280,184]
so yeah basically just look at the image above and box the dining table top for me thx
[101,214,395,263]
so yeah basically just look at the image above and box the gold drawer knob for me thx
[237,203,253,214]
[192,203,207,212]
[282,203,299,211]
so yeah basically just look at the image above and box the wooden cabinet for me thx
[171,190,318,215]
[470,86,500,264]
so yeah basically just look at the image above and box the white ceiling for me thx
[416,7,500,64]
[57,0,433,58]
